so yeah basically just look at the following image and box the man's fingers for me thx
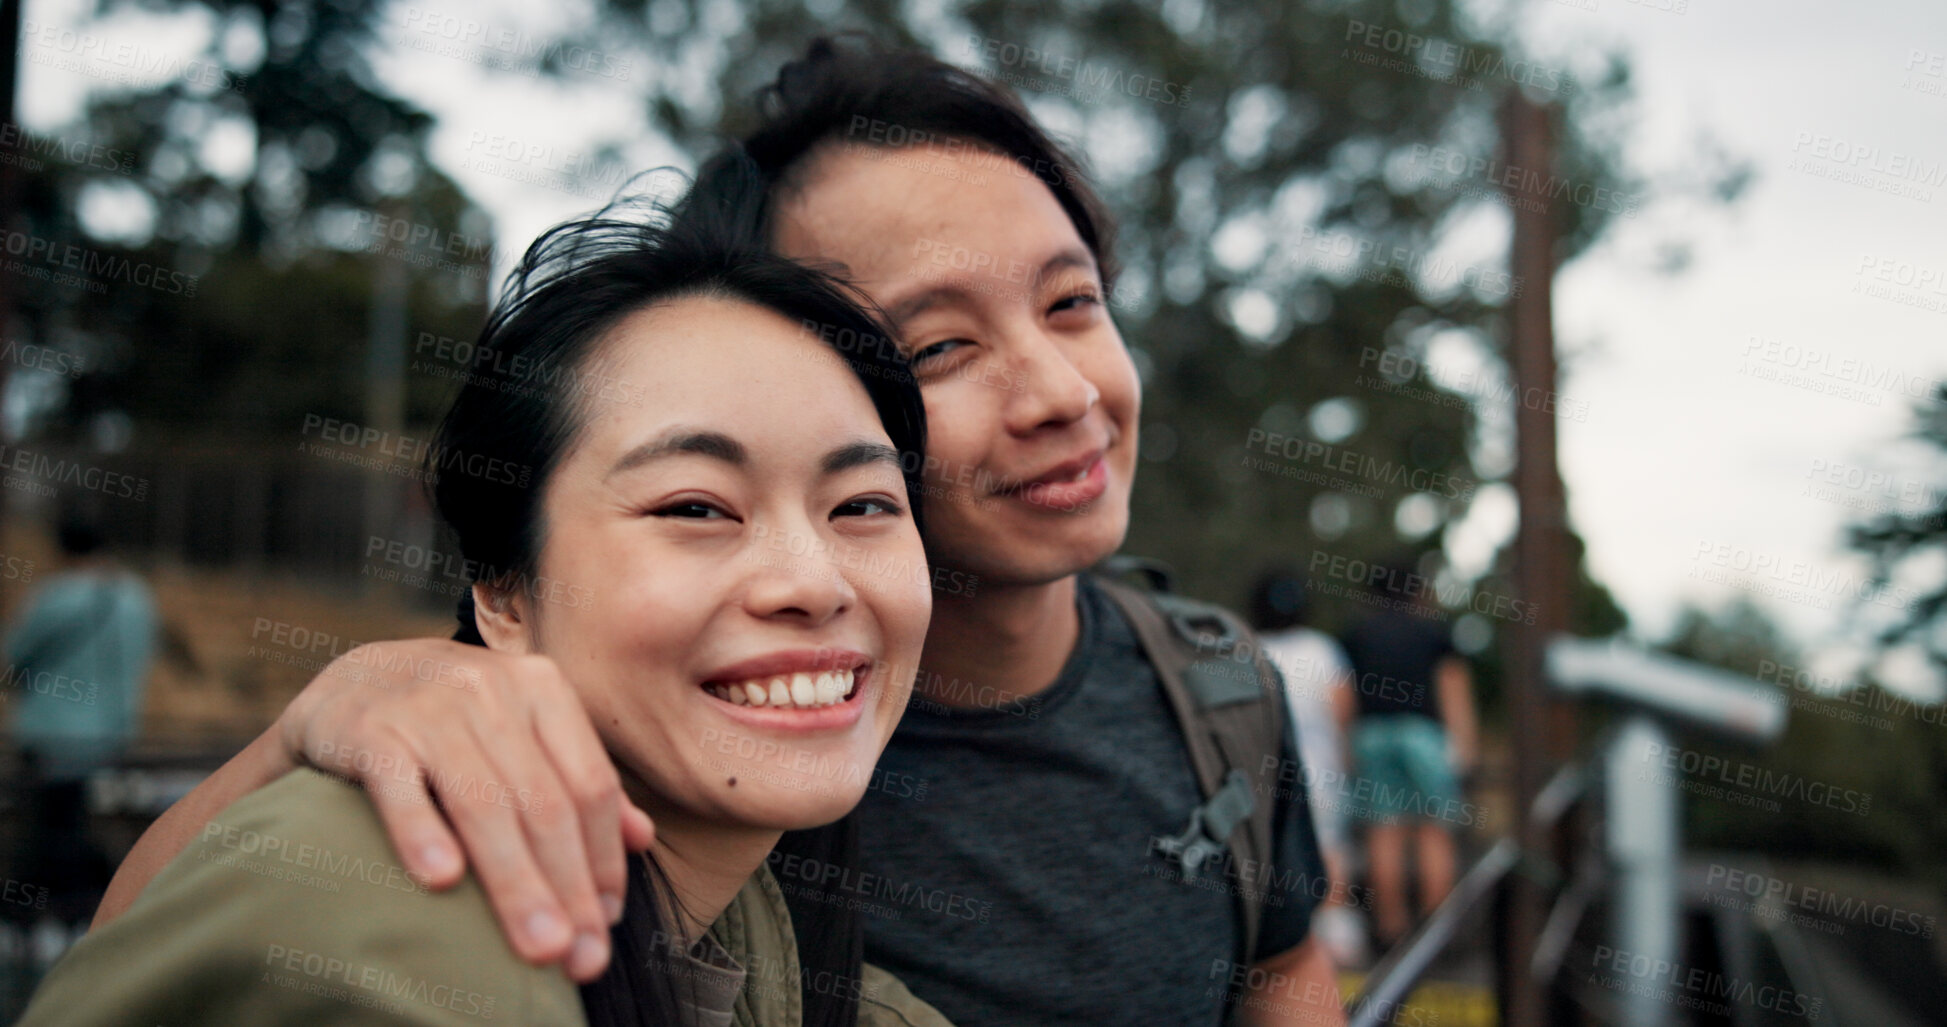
[358,759,466,889]
[424,745,581,969]
[460,707,612,983]
[532,686,630,924]
[622,803,656,852]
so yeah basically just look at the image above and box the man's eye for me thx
[1050,290,1100,314]
[835,496,904,518]
[912,338,972,366]
[652,501,732,519]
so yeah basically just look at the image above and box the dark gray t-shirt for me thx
[855,576,1324,1027]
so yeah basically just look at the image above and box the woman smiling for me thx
[17,185,949,1027]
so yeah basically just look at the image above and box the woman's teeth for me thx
[707,669,856,709]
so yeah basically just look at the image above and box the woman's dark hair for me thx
[427,165,925,1027]
[687,32,1120,292]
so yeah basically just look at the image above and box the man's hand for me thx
[1240,937,1346,1026]
[96,637,651,983]
[273,639,654,981]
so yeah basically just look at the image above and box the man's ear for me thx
[472,580,535,654]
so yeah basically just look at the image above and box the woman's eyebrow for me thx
[823,440,902,475]
[606,428,746,480]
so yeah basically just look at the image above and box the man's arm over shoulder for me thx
[21,769,584,1026]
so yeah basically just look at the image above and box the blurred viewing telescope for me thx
[1546,635,1789,743]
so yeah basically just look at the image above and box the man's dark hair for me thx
[686,33,1120,293]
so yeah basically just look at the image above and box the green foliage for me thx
[1658,598,1947,882]
[11,0,489,440]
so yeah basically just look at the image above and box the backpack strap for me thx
[1090,571,1288,969]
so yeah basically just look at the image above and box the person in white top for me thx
[1251,570,1369,967]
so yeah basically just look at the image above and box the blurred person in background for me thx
[1250,569,1368,968]
[4,507,158,928]
[1337,560,1477,950]
[98,35,1343,1027]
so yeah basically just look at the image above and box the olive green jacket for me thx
[20,769,949,1027]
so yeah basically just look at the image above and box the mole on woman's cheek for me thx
[727,777,737,787]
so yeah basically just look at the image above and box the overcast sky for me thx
[16,0,1945,700]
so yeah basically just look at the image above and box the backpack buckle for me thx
[1152,770,1256,882]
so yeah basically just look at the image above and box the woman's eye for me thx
[834,496,903,519]
[652,501,733,520]
[912,338,972,367]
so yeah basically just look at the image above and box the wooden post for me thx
[1498,89,1578,1027]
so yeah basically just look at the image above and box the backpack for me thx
[1089,557,1292,968]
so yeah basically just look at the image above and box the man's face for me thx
[773,141,1142,588]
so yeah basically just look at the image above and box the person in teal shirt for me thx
[5,509,158,920]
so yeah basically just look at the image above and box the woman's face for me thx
[479,295,931,830]
[774,141,1141,588]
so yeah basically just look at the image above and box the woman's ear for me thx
[472,581,535,654]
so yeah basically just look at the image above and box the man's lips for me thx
[997,448,1106,494]
[993,449,1109,511]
